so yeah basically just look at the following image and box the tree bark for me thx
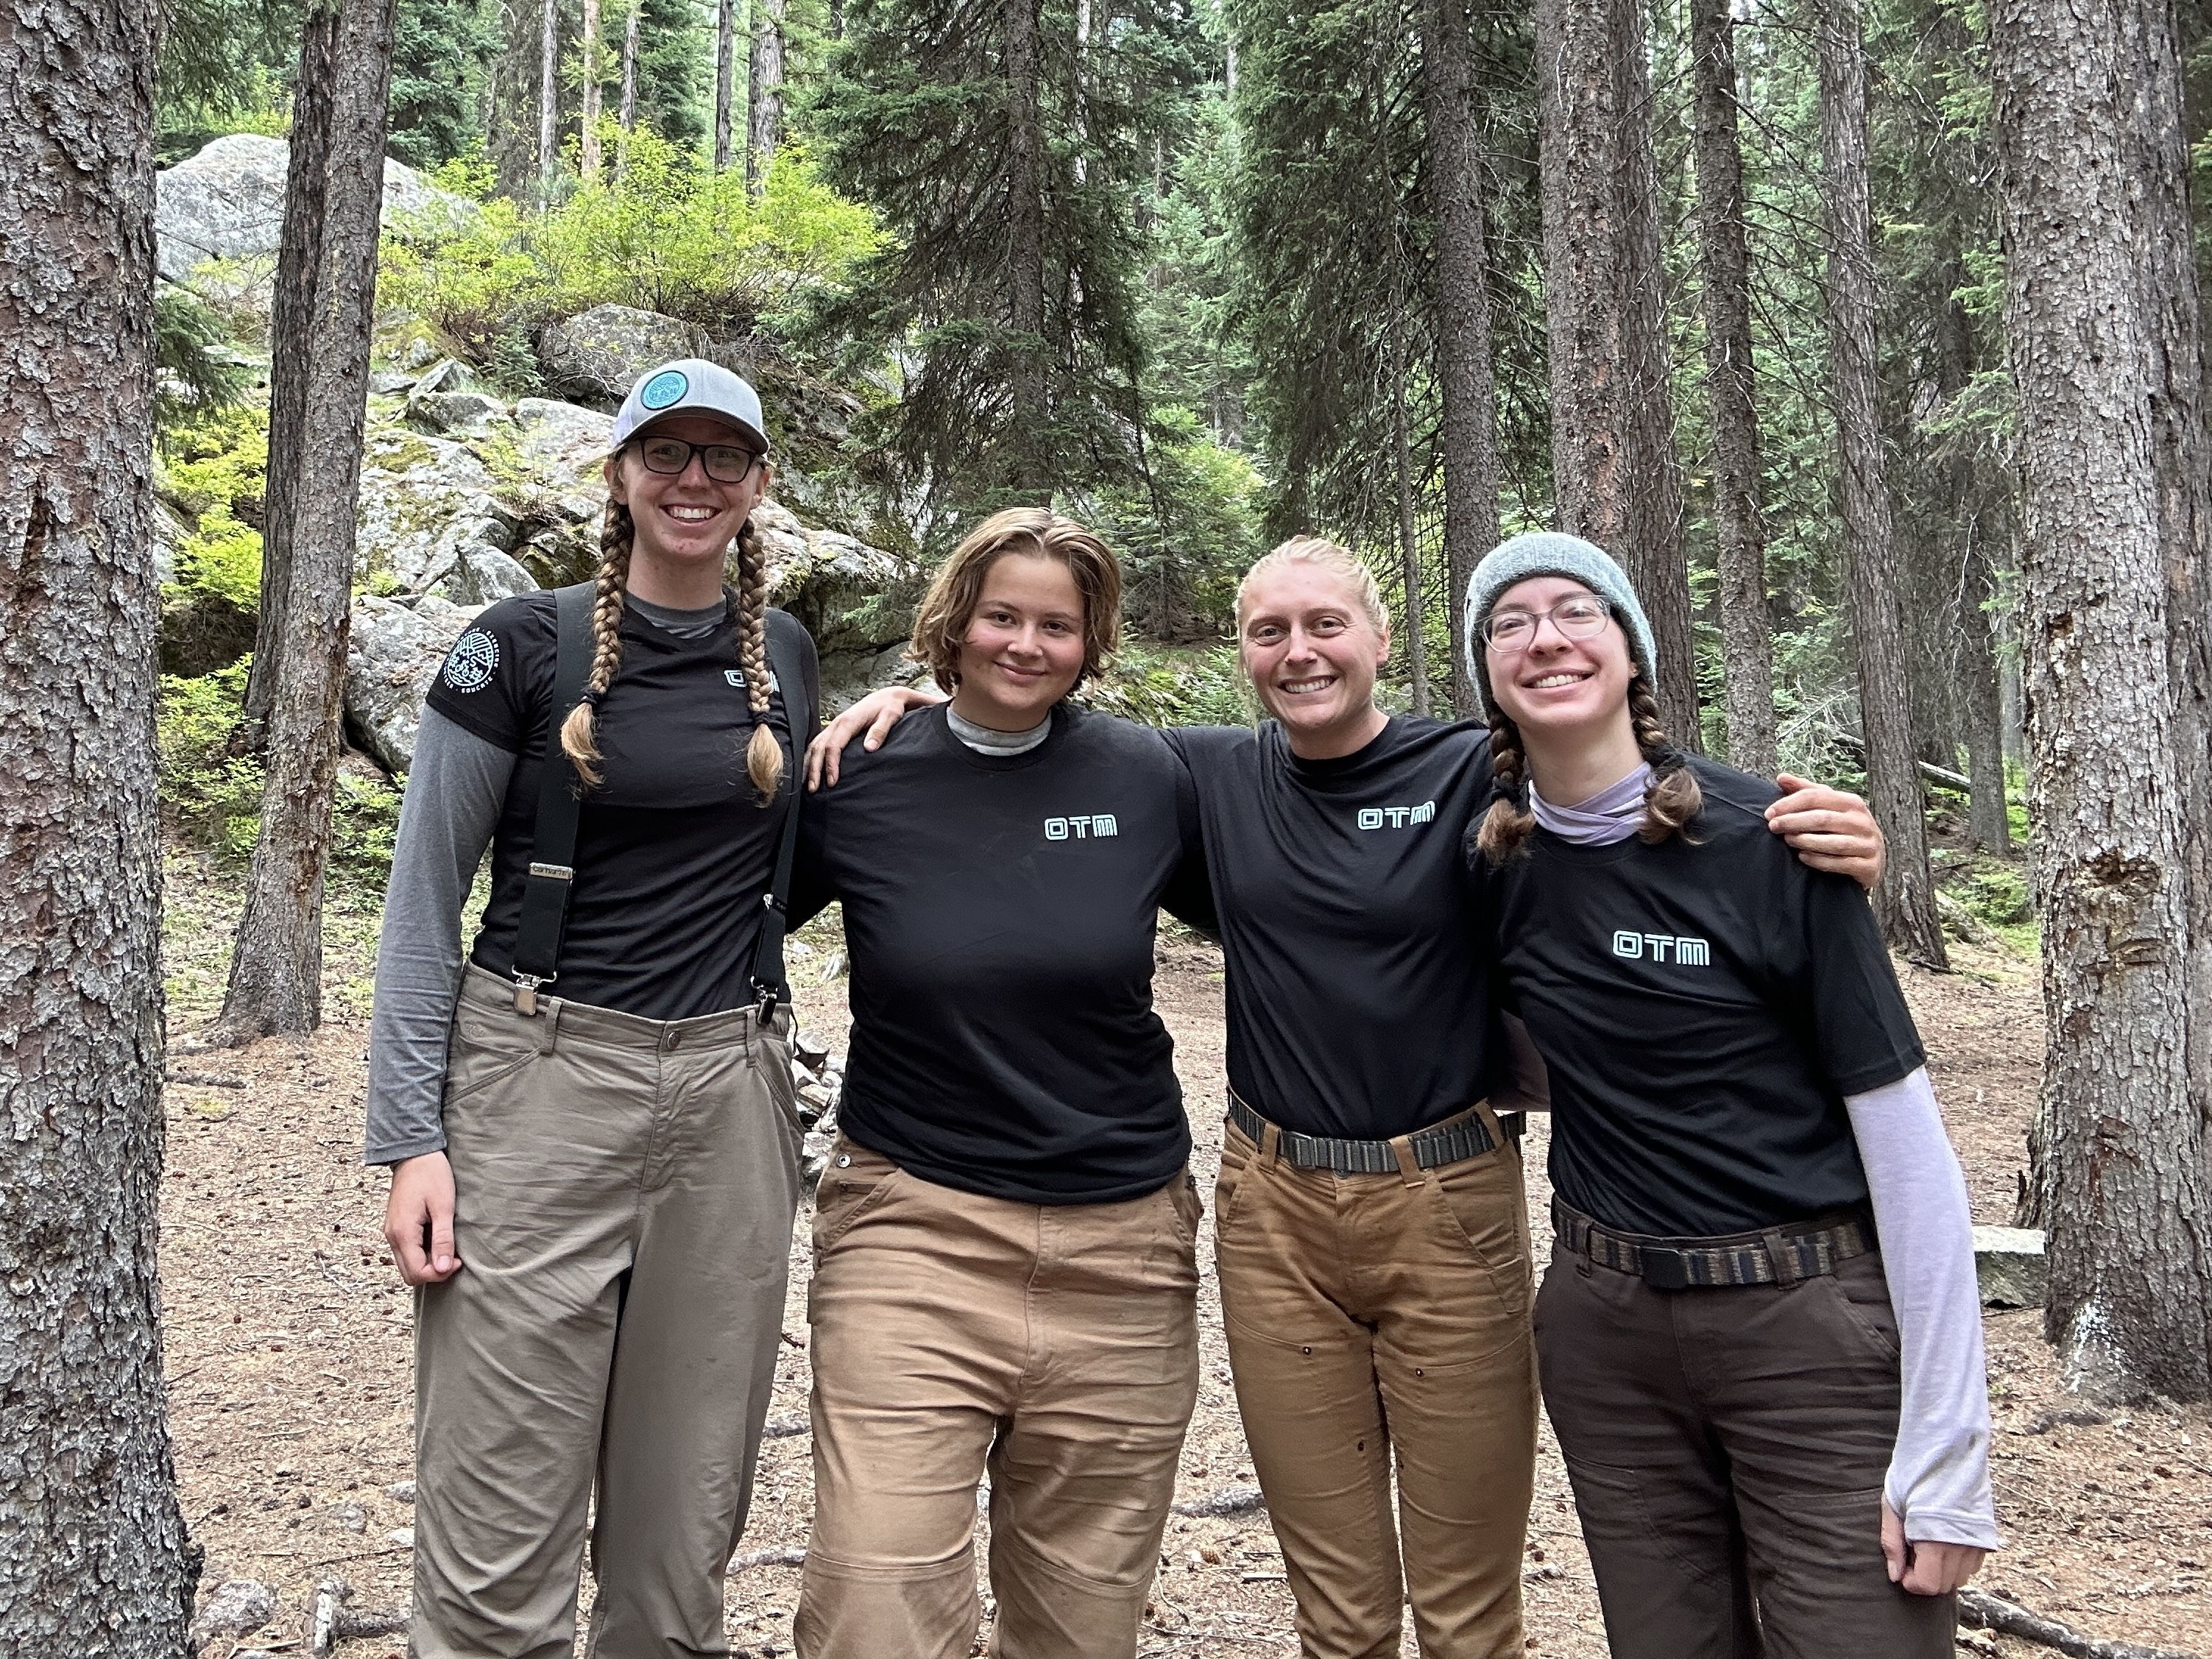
[1419,0,1501,718]
[1958,528,2011,853]
[746,0,786,198]
[1005,0,1048,498]
[243,8,340,746]
[1389,316,1431,717]
[619,0,640,130]
[713,0,738,172]
[1688,0,1776,777]
[1535,0,1701,746]
[1816,0,1948,968]
[0,0,199,1643]
[209,0,400,1045]
[539,0,559,191]
[1993,0,2212,1400]
[579,0,604,180]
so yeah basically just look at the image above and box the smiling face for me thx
[1485,575,1638,743]
[1239,559,1391,757]
[950,551,1088,730]
[604,414,771,600]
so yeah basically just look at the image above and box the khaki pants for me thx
[794,1137,1202,1659]
[1536,1238,1957,1658]
[1214,1111,1538,1659]
[411,965,804,1659]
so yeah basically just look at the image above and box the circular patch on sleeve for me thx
[639,369,689,410]
[442,628,500,693]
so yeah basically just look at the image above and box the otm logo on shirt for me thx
[1046,816,1118,840]
[1612,930,1711,966]
[1358,800,1437,830]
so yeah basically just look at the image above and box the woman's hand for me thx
[1881,1500,1987,1595]
[1765,773,1887,891]
[804,685,947,790]
[384,1151,462,1285]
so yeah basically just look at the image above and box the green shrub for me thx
[160,402,268,611]
[159,658,403,884]
[1079,640,1249,728]
[381,130,887,361]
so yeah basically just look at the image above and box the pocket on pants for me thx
[1213,1128,1256,1239]
[440,1004,541,1119]
[1164,1169,1204,1249]
[810,1138,902,1255]
[1427,1149,1532,1320]
[1817,1253,1904,1366]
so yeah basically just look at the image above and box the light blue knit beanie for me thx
[1461,531,1657,721]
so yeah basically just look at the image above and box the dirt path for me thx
[156,860,2212,1657]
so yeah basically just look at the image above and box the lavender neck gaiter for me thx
[1529,762,1653,846]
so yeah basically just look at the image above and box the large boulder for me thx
[354,428,523,596]
[155,133,473,286]
[537,305,704,408]
[345,594,478,772]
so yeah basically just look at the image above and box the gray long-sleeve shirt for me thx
[363,707,514,1164]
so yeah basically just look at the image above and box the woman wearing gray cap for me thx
[1463,532,1998,1657]
[365,358,819,1657]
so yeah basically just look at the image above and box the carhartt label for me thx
[1358,801,1437,830]
[1612,930,1711,966]
[1045,816,1119,840]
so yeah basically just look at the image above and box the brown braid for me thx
[733,516,784,804]
[1630,678,1705,844]
[1476,710,1538,862]
[558,500,635,789]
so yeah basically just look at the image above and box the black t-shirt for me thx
[1167,718,1498,1139]
[1471,757,1924,1237]
[791,704,1212,1204]
[426,591,819,1020]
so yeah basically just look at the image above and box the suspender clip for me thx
[512,972,551,1016]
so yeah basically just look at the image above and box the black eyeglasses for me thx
[634,436,764,484]
[1481,595,1614,651]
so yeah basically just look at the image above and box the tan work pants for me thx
[794,1137,1202,1659]
[1214,1109,1538,1659]
[411,965,804,1659]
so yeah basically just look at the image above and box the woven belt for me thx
[1552,1198,1874,1290]
[1227,1094,1514,1175]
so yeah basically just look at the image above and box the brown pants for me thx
[412,966,804,1659]
[1213,1112,1538,1659]
[794,1137,1202,1659]
[1535,1239,1958,1659]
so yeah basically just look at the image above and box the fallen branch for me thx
[729,1546,807,1571]
[1826,729,1977,794]
[1169,1485,1264,1518]
[1959,1588,2202,1659]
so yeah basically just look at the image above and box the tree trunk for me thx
[579,0,604,180]
[0,0,199,1644]
[1389,316,1431,717]
[1959,528,2011,853]
[209,0,400,1046]
[713,0,738,172]
[1005,0,1048,498]
[1993,0,2212,1400]
[1688,0,1776,777]
[1816,0,1947,967]
[489,0,543,199]
[746,0,785,198]
[243,7,340,746]
[538,0,559,191]
[1535,0,1701,747]
[1419,0,1501,718]
[619,0,640,129]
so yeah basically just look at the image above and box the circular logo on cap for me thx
[442,628,499,693]
[638,369,689,410]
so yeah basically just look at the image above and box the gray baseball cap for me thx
[610,358,769,453]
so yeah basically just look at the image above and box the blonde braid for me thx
[557,502,635,790]
[1630,678,1705,845]
[1476,711,1538,863]
[734,516,785,804]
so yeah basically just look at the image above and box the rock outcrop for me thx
[155,133,473,288]
[536,305,711,408]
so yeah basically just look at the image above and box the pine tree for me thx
[387,0,499,167]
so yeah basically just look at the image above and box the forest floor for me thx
[155,849,2212,1658]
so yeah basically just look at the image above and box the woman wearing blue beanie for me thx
[1464,532,1999,1657]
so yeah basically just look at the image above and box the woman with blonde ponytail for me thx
[364,359,819,1658]
[1463,532,1999,1658]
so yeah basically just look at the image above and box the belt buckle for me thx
[1639,1247,1692,1291]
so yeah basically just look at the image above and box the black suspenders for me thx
[506,581,815,1022]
